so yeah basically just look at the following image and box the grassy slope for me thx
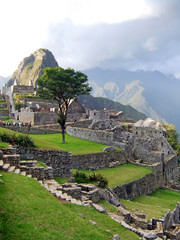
[0,171,138,240]
[73,164,153,188]
[121,189,180,220]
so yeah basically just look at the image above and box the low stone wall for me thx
[16,148,72,177]
[113,172,163,200]
[0,109,9,116]
[0,125,60,134]
[66,126,127,151]
[113,154,179,200]
[164,155,179,182]
[72,151,127,170]
[66,126,114,146]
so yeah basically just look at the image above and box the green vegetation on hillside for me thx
[0,171,138,240]
[164,124,180,154]
[121,189,180,220]
[73,164,152,188]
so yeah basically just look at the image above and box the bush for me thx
[16,135,35,147]
[73,170,89,183]
[97,176,108,188]
[0,132,35,147]
[73,171,108,188]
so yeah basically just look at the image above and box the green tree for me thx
[36,67,92,143]
[164,124,180,154]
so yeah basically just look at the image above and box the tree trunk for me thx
[61,124,66,144]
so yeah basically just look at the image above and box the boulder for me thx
[103,146,115,152]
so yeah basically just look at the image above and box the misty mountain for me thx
[0,76,9,91]
[84,68,180,132]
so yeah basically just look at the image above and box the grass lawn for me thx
[73,164,153,188]
[30,133,112,155]
[0,142,9,148]
[121,189,180,220]
[0,127,111,154]
[0,171,138,240]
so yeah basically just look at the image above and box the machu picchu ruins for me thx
[0,49,180,240]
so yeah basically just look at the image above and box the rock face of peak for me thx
[8,48,58,87]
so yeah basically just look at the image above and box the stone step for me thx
[82,200,93,206]
[8,166,16,172]
[71,198,78,204]
[55,191,63,197]
[76,200,82,205]
[65,195,73,201]
[27,175,32,178]
[20,171,26,176]
[2,163,10,170]
[14,168,20,174]
[1,148,16,155]
[61,194,68,200]
[0,160,3,169]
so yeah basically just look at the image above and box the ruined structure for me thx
[67,117,180,196]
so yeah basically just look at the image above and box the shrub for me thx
[16,135,35,147]
[73,170,108,188]
[73,170,89,183]
[97,176,108,188]
[0,132,35,148]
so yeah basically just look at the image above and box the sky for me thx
[1,0,180,78]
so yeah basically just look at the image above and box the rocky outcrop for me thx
[8,48,58,87]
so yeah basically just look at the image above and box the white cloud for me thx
[143,37,158,52]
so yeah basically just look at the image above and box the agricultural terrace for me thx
[0,127,112,154]
[72,164,153,188]
[121,189,180,220]
[0,171,139,240]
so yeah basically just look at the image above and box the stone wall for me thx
[113,172,163,200]
[134,137,176,163]
[72,151,127,170]
[89,110,110,122]
[164,155,179,182]
[0,125,60,134]
[18,107,34,124]
[34,112,58,125]
[66,126,127,150]
[16,148,72,177]
[19,107,58,125]
[0,109,9,116]
[133,126,164,138]
[12,85,34,94]
[113,154,179,200]
[67,126,114,145]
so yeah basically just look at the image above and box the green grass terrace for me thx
[121,189,180,220]
[0,127,113,155]
[0,171,139,240]
[72,164,153,188]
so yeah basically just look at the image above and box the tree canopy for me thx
[36,67,92,143]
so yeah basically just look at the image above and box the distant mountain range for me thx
[83,68,180,132]
[78,95,146,121]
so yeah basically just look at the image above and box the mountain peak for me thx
[8,48,58,87]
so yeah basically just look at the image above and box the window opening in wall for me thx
[161,142,163,147]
